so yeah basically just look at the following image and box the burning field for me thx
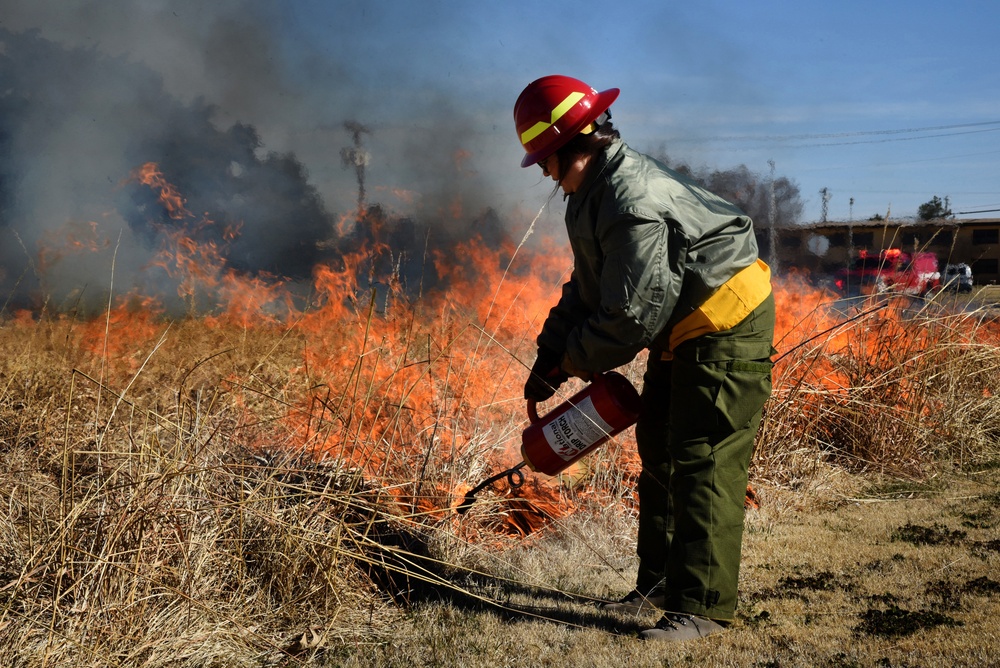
[1,27,999,666]
[1,156,999,666]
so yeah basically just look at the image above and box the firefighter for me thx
[514,75,775,641]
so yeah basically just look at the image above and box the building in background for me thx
[757,218,1000,285]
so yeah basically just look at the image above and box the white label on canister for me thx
[541,396,614,462]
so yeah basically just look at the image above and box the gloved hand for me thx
[560,353,593,382]
[524,346,569,401]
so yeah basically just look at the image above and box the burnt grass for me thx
[891,519,1000,558]
[862,518,1000,637]
[756,570,848,601]
[879,491,1000,633]
[751,566,977,639]
[748,505,1000,642]
[855,605,963,638]
[749,569,966,638]
[890,522,966,546]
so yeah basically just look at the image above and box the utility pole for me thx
[341,120,371,223]
[820,187,831,224]
[767,160,778,275]
[848,196,855,264]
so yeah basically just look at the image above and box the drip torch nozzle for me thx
[456,461,527,514]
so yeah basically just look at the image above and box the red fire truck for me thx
[834,248,941,296]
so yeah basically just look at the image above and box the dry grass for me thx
[335,471,1000,667]
[0,318,407,666]
[757,285,1000,487]
[2,279,999,666]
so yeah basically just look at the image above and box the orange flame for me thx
[36,220,111,274]
[24,162,1000,538]
[134,162,190,219]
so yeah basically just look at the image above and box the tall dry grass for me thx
[0,317,410,666]
[757,282,1000,496]
[1,276,999,666]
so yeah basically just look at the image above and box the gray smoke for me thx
[0,3,520,315]
[0,28,337,312]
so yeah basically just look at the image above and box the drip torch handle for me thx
[527,371,606,423]
[526,364,566,424]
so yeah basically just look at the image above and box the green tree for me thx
[649,148,804,227]
[917,195,953,220]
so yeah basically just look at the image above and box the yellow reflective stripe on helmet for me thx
[519,91,586,145]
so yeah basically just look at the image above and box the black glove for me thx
[524,346,569,401]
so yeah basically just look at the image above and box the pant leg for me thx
[663,294,775,621]
[634,356,673,595]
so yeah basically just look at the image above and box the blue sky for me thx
[5,0,1000,225]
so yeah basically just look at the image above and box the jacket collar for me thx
[567,138,626,213]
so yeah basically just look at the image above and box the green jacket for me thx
[538,138,761,372]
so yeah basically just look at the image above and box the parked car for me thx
[941,263,974,293]
[834,249,941,296]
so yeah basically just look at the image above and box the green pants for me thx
[635,293,775,622]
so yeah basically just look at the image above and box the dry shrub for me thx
[757,287,1000,492]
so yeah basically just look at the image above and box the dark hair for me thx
[554,119,620,165]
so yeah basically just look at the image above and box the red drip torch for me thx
[458,371,641,513]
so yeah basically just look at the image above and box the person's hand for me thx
[524,347,569,401]
[560,354,593,382]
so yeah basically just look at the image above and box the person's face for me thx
[538,153,558,181]
[538,152,589,195]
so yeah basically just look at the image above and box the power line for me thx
[687,127,1000,152]
[957,208,1000,215]
[770,127,1000,149]
[672,120,1000,144]
[788,149,1000,174]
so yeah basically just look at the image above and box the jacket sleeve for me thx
[536,272,592,354]
[564,213,684,372]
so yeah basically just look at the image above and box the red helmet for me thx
[513,75,619,168]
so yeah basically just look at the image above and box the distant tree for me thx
[649,149,804,227]
[869,213,884,221]
[704,165,804,228]
[917,195,953,221]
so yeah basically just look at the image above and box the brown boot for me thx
[600,589,666,614]
[639,613,726,641]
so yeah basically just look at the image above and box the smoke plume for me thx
[0,5,520,315]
